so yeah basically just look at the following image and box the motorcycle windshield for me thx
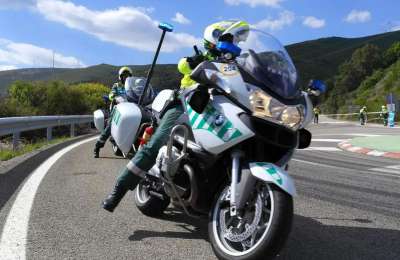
[236,29,300,100]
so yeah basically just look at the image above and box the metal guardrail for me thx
[0,115,93,150]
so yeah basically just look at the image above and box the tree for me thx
[325,44,383,113]
[383,41,400,67]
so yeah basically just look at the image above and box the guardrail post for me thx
[47,127,52,141]
[12,132,20,150]
[70,124,75,137]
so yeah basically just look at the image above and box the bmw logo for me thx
[214,114,225,126]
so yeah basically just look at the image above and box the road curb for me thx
[338,141,400,159]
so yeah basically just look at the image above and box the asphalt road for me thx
[0,120,399,260]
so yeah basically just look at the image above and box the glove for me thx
[186,54,205,70]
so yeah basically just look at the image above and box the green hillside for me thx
[0,64,181,95]
[341,58,400,114]
[1,30,400,96]
[286,30,400,86]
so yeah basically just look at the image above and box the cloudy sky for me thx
[0,0,399,70]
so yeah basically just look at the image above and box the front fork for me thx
[229,150,242,216]
[229,150,258,217]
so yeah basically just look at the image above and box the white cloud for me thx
[0,65,17,71]
[35,0,199,53]
[303,16,325,29]
[224,0,283,8]
[172,12,191,25]
[0,38,85,70]
[391,25,400,32]
[389,21,400,32]
[0,0,36,9]
[344,10,371,23]
[254,10,295,31]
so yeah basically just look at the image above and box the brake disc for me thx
[220,193,262,243]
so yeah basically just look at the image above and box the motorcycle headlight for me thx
[249,90,304,130]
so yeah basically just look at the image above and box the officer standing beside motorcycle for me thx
[94,66,132,158]
[380,105,389,126]
[102,21,250,212]
[359,106,368,125]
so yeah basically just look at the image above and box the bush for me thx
[0,81,110,117]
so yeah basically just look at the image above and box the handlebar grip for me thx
[193,45,200,55]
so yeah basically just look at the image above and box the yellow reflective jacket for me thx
[177,52,214,88]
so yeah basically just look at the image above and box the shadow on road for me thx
[0,135,94,211]
[129,208,209,242]
[280,215,400,260]
[129,211,399,259]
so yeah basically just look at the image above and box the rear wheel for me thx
[209,183,293,260]
[134,180,170,217]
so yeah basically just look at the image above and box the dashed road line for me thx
[305,147,342,151]
[312,139,347,142]
[292,159,400,178]
[369,165,400,175]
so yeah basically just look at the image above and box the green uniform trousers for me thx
[117,105,184,189]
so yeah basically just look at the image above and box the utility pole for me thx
[52,50,55,80]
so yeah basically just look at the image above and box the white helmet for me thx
[118,66,133,80]
[203,20,250,49]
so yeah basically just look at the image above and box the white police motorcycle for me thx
[119,29,320,259]
[93,77,154,157]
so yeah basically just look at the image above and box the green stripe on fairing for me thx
[255,163,282,185]
[185,102,242,142]
[187,106,193,115]
[217,121,232,139]
[190,112,200,125]
[229,129,242,141]
[266,167,277,174]
[197,110,211,129]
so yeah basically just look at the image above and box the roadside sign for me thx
[388,111,395,127]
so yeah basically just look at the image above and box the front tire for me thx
[209,184,293,260]
[134,180,170,217]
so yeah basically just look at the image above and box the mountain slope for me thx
[286,30,400,86]
[0,64,181,95]
[1,30,400,95]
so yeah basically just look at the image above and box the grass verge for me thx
[0,136,70,161]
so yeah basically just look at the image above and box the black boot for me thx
[93,140,105,158]
[102,168,142,212]
[94,147,100,158]
[102,183,128,212]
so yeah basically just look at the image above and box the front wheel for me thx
[134,180,170,217]
[209,183,293,260]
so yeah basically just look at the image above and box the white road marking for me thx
[367,150,386,156]
[314,134,382,137]
[292,159,344,170]
[304,147,342,151]
[292,159,400,178]
[0,136,98,260]
[338,134,382,137]
[369,165,400,175]
[347,146,364,152]
[312,139,347,142]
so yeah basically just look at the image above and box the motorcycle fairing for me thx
[111,102,142,154]
[93,109,105,132]
[186,95,254,154]
[249,162,297,196]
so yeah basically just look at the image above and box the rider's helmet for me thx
[203,20,249,55]
[118,66,133,82]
